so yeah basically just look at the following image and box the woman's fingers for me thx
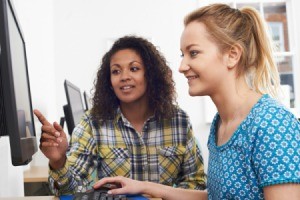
[40,124,65,148]
[93,176,140,195]
[107,187,128,195]
[94,176,124,188]
[53,121,63,132]
[40,132,57,141]
[53,122,67,138]
[33,109,51,126]
[40,141,59,147]
[41,125,60,138]
[35,109,62,146]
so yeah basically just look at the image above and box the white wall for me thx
[0,137,24,197]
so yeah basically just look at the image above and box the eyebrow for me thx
[180,43,199,52]
[186,44,199,50]
[110,60,143,68]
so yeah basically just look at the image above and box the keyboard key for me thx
[92,190,101,200]
[73,186,129,200]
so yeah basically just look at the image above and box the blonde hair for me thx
[184,3,280,97]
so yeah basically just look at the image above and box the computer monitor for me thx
[63,80,85,135]
[83,91,92,111]
[0,0,37,165]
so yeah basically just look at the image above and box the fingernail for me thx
[107,190,112,194]
[55,132,60,137]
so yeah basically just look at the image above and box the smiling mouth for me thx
[186,75,199,80]
[120,85,134,90]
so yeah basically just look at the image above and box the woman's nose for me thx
[179,59,190,73]
[121,70,131,81]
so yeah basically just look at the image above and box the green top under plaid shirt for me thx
[48,107,206,195]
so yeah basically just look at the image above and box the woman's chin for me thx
[188,90,199,97]
[188,88,206,97]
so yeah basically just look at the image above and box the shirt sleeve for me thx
[48,114,98,195]
[175,123,207,190]
[252,106,300,187]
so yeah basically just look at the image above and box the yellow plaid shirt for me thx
[49,107,206,195]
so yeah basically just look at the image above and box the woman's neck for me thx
[211,77,261,124]
[120,102,153,133]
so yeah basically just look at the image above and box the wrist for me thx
[49,156,66,170]
[143,181,165,198]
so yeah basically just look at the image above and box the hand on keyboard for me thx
[73,186,127,200]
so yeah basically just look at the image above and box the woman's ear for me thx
[227,44,242,69]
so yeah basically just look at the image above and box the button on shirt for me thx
[49,107,206,195]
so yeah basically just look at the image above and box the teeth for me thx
[187,76,198,80]
[122,86,132,90]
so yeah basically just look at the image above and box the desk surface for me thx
[0,196,162,200]
[24,166,49,183]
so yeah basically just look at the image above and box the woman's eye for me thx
[111,69,120,75]
[190,50,198,57]
[131,66,139,72]
[180,53,184,58]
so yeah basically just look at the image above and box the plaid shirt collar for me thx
[114,107,156,127]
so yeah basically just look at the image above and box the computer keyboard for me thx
[73,187,127,200]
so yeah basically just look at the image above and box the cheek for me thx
[189,63,202,75]
[110,76,117,86]
[137,79,148,95]
[142,79,148,91]
[137,74,147,86]
[110,80,119,92]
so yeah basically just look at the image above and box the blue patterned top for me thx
[207,94,300,199]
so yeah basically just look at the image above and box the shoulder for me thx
[78,110,103,131]
[250,95,300,144]
[253,95,299,128]
[69,111,94,142]
[81,110,116,128]
[172,106,190,119]
[166,106,192,126]
[159,106,193,132]
[80,110,93,125]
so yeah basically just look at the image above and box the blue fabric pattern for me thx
[207,94,300,199]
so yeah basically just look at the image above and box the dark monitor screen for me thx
[83,91,92,111]
[64,80,85,135]
[0,0,37,165]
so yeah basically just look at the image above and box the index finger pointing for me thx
[33,109,51,126]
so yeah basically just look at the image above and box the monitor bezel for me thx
[0,0,37,166]
[83,90,92,111]
[64,79,85,134]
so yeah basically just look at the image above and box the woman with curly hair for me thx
[92,36,176,121]
[34,35,206,195]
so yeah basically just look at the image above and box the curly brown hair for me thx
[91,35,177,121]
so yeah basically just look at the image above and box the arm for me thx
[48,113,98,195]
[94,176,208,200]
[252,106,300,199]
[264,184,300,200]
[176,125,206,189]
